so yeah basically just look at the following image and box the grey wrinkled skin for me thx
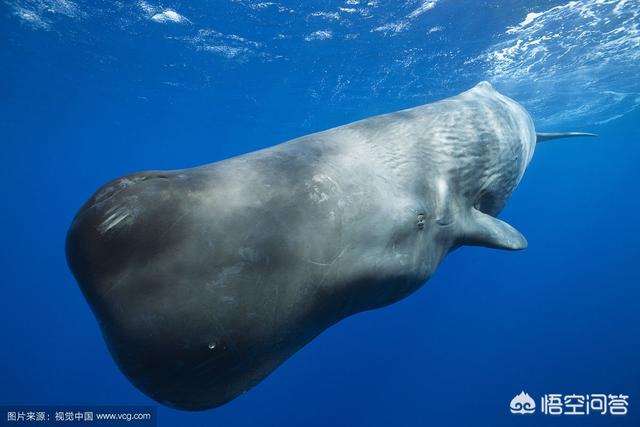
[66,82,553,410]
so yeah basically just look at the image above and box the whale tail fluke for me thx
[536,132,597,143]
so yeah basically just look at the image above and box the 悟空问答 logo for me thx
[510,391,536,414]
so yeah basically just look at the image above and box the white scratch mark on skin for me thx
[98,206,131,234]
[105,212,129,231]
[318,246,349,286]
[305,245,349,268]
[306,259,332,266]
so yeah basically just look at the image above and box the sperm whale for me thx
[66,81,594,410]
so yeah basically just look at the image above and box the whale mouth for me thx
[473,191,503,218]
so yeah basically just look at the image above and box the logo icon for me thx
[510,391,536,414]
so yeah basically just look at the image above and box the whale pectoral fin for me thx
[459,208,528,251]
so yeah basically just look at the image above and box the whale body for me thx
[66,81,593,410]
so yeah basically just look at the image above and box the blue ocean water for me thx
[1,0,639,426]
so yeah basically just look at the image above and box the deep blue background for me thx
[2,0,639,426]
